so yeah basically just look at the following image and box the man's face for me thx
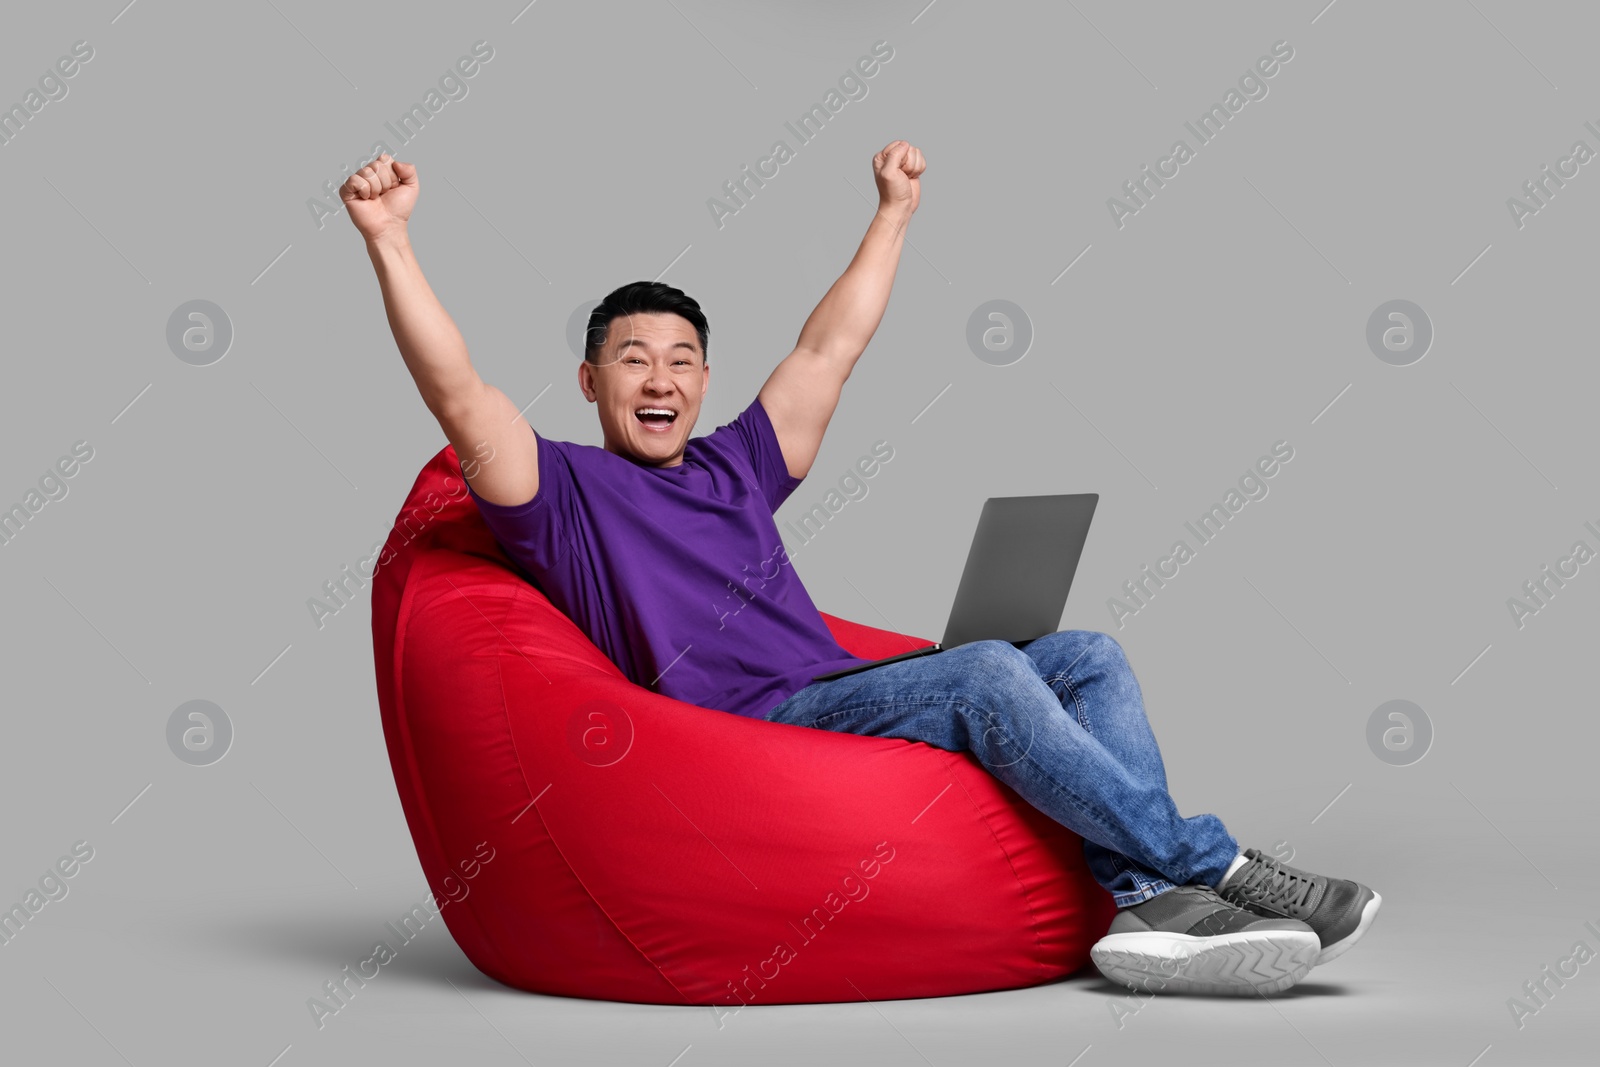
[579,312,709,467]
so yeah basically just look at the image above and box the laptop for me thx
[812,493,1099,682]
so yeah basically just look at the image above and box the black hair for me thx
[584,281,710,365]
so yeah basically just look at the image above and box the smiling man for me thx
[347,139,1380,998]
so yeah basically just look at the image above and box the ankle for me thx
[1215,850,1248,888]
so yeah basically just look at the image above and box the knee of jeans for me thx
[968,639,1036,677]
[1082,630,1130,670]
[960,641,1041,704]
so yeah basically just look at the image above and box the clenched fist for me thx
[341,152,418,243]
[873,140,926,216]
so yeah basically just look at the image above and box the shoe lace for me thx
[1233,854,1317,911]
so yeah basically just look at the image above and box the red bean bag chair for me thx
[370,444,1117,1006]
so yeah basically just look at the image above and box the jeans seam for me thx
[996,715,1209,889]
[800,697,956,733]
[1044,670,1090,731]
[978,711,1121,855]
[949,690,1164,889]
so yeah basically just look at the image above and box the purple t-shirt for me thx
[464,396,871,719]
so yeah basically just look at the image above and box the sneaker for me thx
[1090,884,1320,996]
[1218,847,1381,965]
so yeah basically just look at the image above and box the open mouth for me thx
[635,406,678,433]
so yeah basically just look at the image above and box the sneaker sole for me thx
[1315,890,1381,966]
[1090,929,1320,996]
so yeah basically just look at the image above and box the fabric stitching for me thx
[388,552,517,982]
[944,758,1053,977]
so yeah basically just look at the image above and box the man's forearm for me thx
[365,230,481,414]
[793,203,912,364]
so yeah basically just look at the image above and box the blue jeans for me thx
[764,631,1238,907]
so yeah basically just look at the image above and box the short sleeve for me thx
[463,427,574,571]
[707,396,804,512]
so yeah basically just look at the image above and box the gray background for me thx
[2,0,1596,1064]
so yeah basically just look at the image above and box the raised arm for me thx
[758,140,926,480]
[343,152,538,506]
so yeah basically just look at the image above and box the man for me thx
[344,140,1380,996]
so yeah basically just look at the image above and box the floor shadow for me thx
[183,905,672,1007]
[184,906,495,992]
[190,905,1356,1004]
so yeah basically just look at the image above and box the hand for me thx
[341,152,418,242]
[872,140,925,216]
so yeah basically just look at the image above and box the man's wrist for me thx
[876,201,913,228]
[365,227,412,255]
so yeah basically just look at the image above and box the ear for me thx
[700,361,709,398]
[578,358,597,402]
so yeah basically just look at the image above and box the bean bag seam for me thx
[945,754,1052,979]
[491,590,700,1008]
[423,573,630,689]
[408,577,530,625]
[502,580,642,688]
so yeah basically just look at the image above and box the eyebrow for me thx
[616,338,701,354]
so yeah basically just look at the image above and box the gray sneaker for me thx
[1218,847,1381,965]
[1090,884,1320,996]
